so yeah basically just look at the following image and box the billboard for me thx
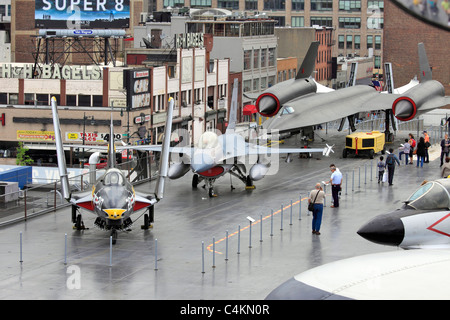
[123,68,151,111]
[35,0,130,29]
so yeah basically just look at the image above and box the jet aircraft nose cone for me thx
[357,213,405,247]
[191,152,215,173]
[258,96,277,115]
[394,100,414,118]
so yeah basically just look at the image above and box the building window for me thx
[245,0,258,10]
[292,0,305,10]
[163,0,185,7]
[338,17,361,29]
[375,35,382,50]
[244,50,251,70]
[339,0,361,11]
[253,78,259,91]
[338,35,345,49]
[93,95,102,107]
[269,16,285,26]
[36,94,49,106]
[261,48,267,68]
[243,80,252,92]
[291,16,305,27]
[190,0,211,6]
[78,95,91,107]
[0,93,6,104]
[368,0,384,11]
[367,35,373,49]
[311,0,333,11]
[374,55,381,68]
[367,17,383,29]
[253,49,260,69]
[217,0,239,9]
[354,35,360,49]
[268,76,276,87]
[67,95,76,106]
[346,35,353,49]
[264,0,286,10]
[268,48,276,67]
[310,16,332,27]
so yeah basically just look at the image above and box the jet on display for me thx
[162,78,333,197]
[255,43,449,139]
[51,97,174,244]
[265,249,450,300]
[358,179,450,249]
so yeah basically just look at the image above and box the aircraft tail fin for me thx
[226,78,239,133]
[295,41,319,79]
[107,113,116,168]
[155,97,175,200]
[418,42,432,82]
[50,97,71,200]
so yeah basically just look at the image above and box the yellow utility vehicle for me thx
[343,131,386,159]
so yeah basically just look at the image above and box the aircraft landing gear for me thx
[72,205,87,230]
[111,229,118,245]
[141,206,154,230]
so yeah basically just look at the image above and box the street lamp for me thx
[82,112,95,168]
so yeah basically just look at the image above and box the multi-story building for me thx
[152,0,384,72]
[0,0,11,62]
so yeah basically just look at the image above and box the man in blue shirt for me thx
[327,164,342,208]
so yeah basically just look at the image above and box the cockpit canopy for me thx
[197,131,219,149]
[103,169,125,186]
[406,179,450,210]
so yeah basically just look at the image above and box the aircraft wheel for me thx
[74,214,83,230]
[208,188,217,197]
[192,174,199,188]
[111,229,118,245]
[246,175,254,187]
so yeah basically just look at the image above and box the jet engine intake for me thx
[392,97,417,121]
[256,93,280,118]
[168,162,191,179]
[249,163,270,181]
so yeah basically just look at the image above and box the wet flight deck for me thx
[0,129,443,300]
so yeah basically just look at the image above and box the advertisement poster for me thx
[35,0,130,29]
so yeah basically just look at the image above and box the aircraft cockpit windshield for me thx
[406,179,450,210]
[281,106,294,116]
[103,170,125,186]
[197,131,219,149]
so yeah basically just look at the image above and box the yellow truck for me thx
[343,131,386,159]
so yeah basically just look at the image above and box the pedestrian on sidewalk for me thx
[308,183,325,235]
[416,137,426,168]
[385,149,400,186]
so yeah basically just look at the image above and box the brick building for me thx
[383,0,450,96]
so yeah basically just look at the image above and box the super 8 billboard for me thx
[35,0,130,29]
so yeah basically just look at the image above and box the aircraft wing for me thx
[246,144,331,156]
[70,192,95,211]
[263,85,400,133]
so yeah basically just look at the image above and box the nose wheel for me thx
[111,229,118,245]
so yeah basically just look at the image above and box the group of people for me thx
[308,164,342,235]
[307,131,450,236]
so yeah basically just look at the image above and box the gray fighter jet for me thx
[258,43,449,139]
[51,97,174,244]
[358,178,450,249]
[130,78,333,197]
[164,78,334,197]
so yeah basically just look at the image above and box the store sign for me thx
[1,64,102,80]
[175,33,204,49]
[35,0,130,29]
[123,68,151,111]
[17,130,55,142]
[65,132,122,143]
